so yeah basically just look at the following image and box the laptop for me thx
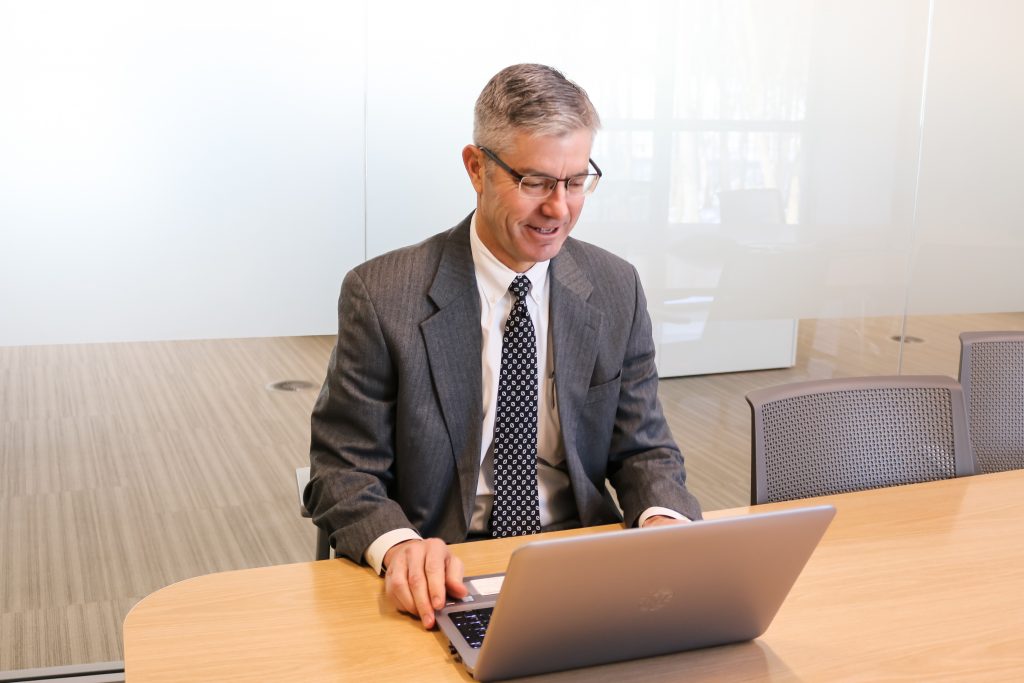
[436,505,835,681]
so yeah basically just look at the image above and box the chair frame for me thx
[746,375,975,505]
[296,466,331,561]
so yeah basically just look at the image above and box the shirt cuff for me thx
[637,506,691,527]
[365,528,422,576]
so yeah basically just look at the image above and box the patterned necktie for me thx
[490,274,541,537]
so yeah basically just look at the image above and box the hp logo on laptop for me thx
[639,588,674,612]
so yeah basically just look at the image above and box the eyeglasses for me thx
[478,146,602,198]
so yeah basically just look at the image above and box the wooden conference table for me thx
[123,470,1024,681]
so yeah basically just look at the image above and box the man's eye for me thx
[522,177,552,190]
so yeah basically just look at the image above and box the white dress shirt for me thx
[466,215,576,534]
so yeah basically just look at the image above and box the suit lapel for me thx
[549,242,602,462]
[420,219,483,529]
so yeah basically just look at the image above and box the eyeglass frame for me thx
[477,145,602,198]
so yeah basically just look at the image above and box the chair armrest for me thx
[296,466,312,518]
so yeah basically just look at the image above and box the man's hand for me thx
[383,538,468,629]
[641,514,691,528]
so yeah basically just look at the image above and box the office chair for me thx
[746,375,975,504]
[296,466,332,560]
[958,331,1024,474]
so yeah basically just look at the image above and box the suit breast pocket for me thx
[584,374,622,406]
[576,374,622,470]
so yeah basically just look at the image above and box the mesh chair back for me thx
[746,376,975,504]
[958,331,1024,474]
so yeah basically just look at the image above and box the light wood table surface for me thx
[123,470,1024,681]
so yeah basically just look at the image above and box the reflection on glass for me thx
[588,131,654,224]
[670,0,811,122]
[669,131,802,225]
[587,2,812,232]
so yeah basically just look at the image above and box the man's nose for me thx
[540,182,570,220]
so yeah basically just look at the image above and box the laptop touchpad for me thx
[467,575,504,597]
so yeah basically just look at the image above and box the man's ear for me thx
[462,145,485,194]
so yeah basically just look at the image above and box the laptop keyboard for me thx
[449,607,493,649]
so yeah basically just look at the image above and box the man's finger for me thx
[445,553,468,599]
[423,540,450,612]
[403,543,436,628]
[384,546,415,615]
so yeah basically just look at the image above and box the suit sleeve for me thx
[605,267,703,525]
[304,269,415,564]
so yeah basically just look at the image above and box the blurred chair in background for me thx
[746,375,975,504]
[958,331,1024,474]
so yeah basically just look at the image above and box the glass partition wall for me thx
[4,0,1021,371]
[363,0,1024,508]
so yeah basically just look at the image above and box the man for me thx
[305,63,702,629]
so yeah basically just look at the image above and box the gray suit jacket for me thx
[306,214,701,564]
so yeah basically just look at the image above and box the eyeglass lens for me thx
[519,174,599,198]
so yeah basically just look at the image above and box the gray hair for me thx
[473,64,601,153]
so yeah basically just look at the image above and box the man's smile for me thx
[527,224,559,235]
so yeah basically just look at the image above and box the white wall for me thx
[2,1,1022,374]
[0,1,365,345]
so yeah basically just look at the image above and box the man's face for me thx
[464,128,592,272]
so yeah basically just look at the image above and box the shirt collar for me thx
[469,213,550,308]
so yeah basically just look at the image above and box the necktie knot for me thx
[509,275,531,302]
